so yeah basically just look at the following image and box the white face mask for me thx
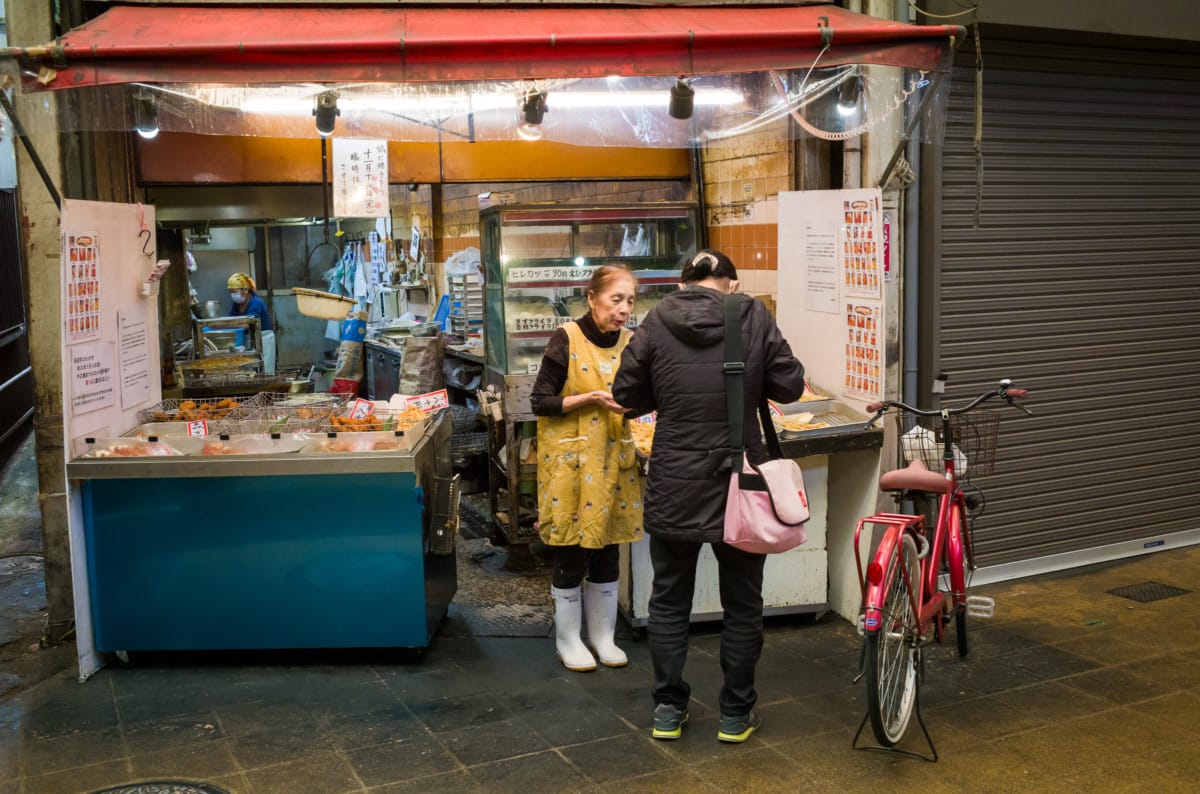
[230,291,247,304]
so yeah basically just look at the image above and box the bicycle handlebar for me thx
[865,379,1031,427]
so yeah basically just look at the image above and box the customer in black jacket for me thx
[613,249,805,744]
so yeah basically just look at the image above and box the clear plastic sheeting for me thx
[37,69,950,148]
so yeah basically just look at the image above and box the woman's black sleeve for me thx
[530,328,570,416]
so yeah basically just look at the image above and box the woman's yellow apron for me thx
[537,322,643,548]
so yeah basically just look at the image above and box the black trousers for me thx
[647,534,766,716]
[552,543,620,589]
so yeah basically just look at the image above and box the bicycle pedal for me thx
[966,596,995,618]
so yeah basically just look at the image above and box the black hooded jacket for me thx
[613,287,805,542]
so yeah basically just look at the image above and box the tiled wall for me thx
[701,117,793,299]
[383,128,802,306]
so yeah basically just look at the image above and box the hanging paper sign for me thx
[409,227,421,260]
[64,232,101,344]
[186,420,209,437]
[349,398,375,419]
[407,389,450,413]
[332,139,389,218]
[69,341,116,416]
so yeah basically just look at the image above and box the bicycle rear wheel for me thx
[864,532,921,746]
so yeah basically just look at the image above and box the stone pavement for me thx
[1,542,1197,793]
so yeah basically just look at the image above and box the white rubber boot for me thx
[552,586,597,672]
[583,580,628,668]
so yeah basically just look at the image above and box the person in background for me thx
[530,263,643,672]
[612,249,805,744]
[226,273,272,331]
[226,272,276,373]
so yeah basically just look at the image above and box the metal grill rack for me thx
[448,274,483,338]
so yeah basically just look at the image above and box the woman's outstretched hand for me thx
[590,390,627,414]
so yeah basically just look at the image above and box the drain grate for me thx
[1106,581,1191,603]
[92,784,231,794]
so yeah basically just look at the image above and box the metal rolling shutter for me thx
[937,38,1200,566]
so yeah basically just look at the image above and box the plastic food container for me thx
[293,288,358,320]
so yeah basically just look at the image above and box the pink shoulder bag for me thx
[721,294,809,554]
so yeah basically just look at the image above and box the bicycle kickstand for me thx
[850,687,939,763]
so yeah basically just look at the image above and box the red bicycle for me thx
[853,378,1030,755]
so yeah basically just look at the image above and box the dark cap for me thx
[680,249,737,284]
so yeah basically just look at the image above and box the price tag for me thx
[526,362,540,375]
[634,411,657,424]
[506,266,597,284]
[510,315,570,333]
[767,401,784,417]
[406,389,450,413]
[349,398,375,419]
[186,419,209,436]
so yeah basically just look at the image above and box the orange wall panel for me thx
[138,134,688,184]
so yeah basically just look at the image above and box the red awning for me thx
[10,5,962,91]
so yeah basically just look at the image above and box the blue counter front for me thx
[69,419,456,653]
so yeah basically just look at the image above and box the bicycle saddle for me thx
[878,460,951,494]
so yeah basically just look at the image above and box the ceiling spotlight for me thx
[518,90,548,140]
[133,89,159,139]
[313,90,340,137]
[669,78,695,120]
[837,75,863,118]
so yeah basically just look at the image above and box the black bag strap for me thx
[723,294,745,472]
[723,293,784,467]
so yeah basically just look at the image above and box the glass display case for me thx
[481,203,699,377]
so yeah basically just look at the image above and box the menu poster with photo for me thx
[70,341,117,415]
[65,231,101,344]
[840,195,882,299]
[333,139,389,218]
[118,307,152,409]
[844,301,883,401]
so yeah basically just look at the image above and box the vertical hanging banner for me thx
[332,139,389,218]
[840,194,882,299]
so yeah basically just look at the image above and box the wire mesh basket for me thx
[136,395,264,424]
[236,393,353,424]
[450,432,488,455]
[219,418,327,435]
[902,410,1001,478]
[321,403,430,433]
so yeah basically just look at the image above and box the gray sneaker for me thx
[652,703,689,740]
[717,710,761,743]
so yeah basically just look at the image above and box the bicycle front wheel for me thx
[864,532,921,747]
[951,502,973,658]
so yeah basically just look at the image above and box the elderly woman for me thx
[613,249,806,743]
[530,263,643,672]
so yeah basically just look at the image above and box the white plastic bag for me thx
[901,425,968,476]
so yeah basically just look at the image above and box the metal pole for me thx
[0,91,62,209]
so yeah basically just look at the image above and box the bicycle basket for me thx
[902,411,1001,478]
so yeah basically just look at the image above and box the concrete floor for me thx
[1,428,1198,793]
